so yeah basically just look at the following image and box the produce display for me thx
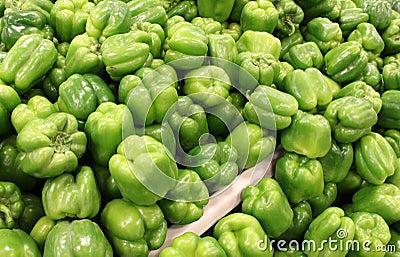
[0,0,399,256]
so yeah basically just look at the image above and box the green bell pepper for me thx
[42,166,101,220]
[101,198,167,256]
[43,219,113,257]
[0,85,20,137]
[0,135,40,192]
[213,213,274,257]
[0,229,41,257]
[382,18,400,55]
[0,182,24,229]
[42,55,68,103]
[309,182,338,217]
[11,95,57,134]
[55,74,115,123]
[191,17,222,35]
[324,96,378,144]
[109,135,178,205]
[352,183,400,225]
[15,193,44,233]
[354,132,398,185]
[0,34,57,94]
[226,122,276,169]
[240,0,279,33]
[281,110,332,159]
[275,152,324,204]
[166,1,198,22]
[84,102,135,166]
[387,158,400,188]
[221,22,242,41]
[384,129,400,158]
[385,229,400,256]
[243,85,298,130]
[29,216,56,252]
[4,0,54,23]
[160,232,227,257]
[159,169,209,225]
[336,169,364,199]
[208,33,238,70]
[296,0,341,22]
[278,201,313,241]
[131,21,165,58]
[16,112,87,178]
[279,27,304,59]
[92,164,121,202]
[128,0,168,26]
[324,41,369,84]
[197,0,235,22]
[353,0,392,30]
[383,55,400,91]
[304,207,355,257]
[283,42,324,70]
[236,30,281,60]
[378,90,400,129]
[242,178,294,238]
[272,0,304,37]
[50,0,95,43]
[303,17,343,54]
[229,0,250,22]
[338,8,369,37]
[318,140,353,183]
[359,62,382,91]
[274,61,294,90]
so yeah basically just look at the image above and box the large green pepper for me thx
[15,193,44,233]
[378,90,400,129]
[296,0,341,22]
[304,207,355,257]
[229,0,250,22]
[282,42,324,70]
[352,183,400,225]
[242,178,294,238]
[283,68,333,111]
[128,0,168,26]
[382,18,400,55]
[191,17,223,35]
[92,164,121,202]
[29,216,56,252]
[42,55,68,103]
[272,0,304,37]
[226,122,276,169]
[324,41,368,84]
[243,85,298,130]
[0,34,57,94]
[109,135,178,205]
[42,166,101,220]
[358,62,383,92]
[197,0,235,22]
[222,22,242,41]
[55,74,115,124]
[275,152,324,204]
[0,229,41,257]
[213,213,274,257]
[43,219,113,257]
[318,140,353,183]
[4,0,54,23]
[274,61,294,90]
[240,0,279,33]
[281,110,332,159]
[338,8,369,37]
[303,17,343,54]
[11,95,57,134]
[354,132,398,185]
[387,158,400,188]
[0,85,20,137]
[84,102,135,166]
[383,55,400,91]
[324,96,378,143]
[353,0,392,30]
[160,232,227,257]
[347,212,391,257]
[0,136,40,192]
[208,33,238,68]
[101,198,167,256]
[166,1,198,22]
[0,182,24,229]
[131,21,165,58]
[384,129,400,158]
[236,30,281,60]
[159,169,209,225]
[50,0,95,43]
[16,112,87,178]
[308,182,337,217]
[278,201,313,241]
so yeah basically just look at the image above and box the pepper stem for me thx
[0,204,14,228]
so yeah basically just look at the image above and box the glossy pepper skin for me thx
[84,102,135,167]
[166,1,198,21]
[283,42,324,70]
[55,74,115,123]
[236,30,281,60]
[50,0,95,43]
[0,229,41,257]
[383,55,400,91]
[281,110,332,159]
[43,219,113,257]
[131,22,165,58]
[226,122,276,170]
[0,182,24,229]
[303,17,343,54]
[101,198,167,256]
[29,216,56,252]
[336,169,364,199]
[338,8,369,37]
[278,201,313,241]
[197,0,235,23]
[324,96,378,144]
[355,132,398,185]
[242,178,294,238]
[42,55,68,102]
[4,0,54,23]
[0,34,57,94]
[382,18,400,55]
[0,85,20,137]
[42,166,101,220]
[213,213,274,257]
[243,85,298,130]
[15,193,44,233]
[240,0,279,33]
[296,0,341,22]
[279,28,303,59]
[16,112,87,179]
[324,41,368,84]
[160,232,227,257]
[159,169,209,225]
[92,164,121,202]
[109,135,178,205]
[352,183,400,225]
[308,182,337,217]
[272,0,304,37]
[0,136,40,192]
[128,0,168,26]
[378,90,400,129]
[353,0,392,30]
[208,33,238,70]
[191,17,223,35]
[304,207,355,257]
[275,152,324,204]
[384,129,400,158]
